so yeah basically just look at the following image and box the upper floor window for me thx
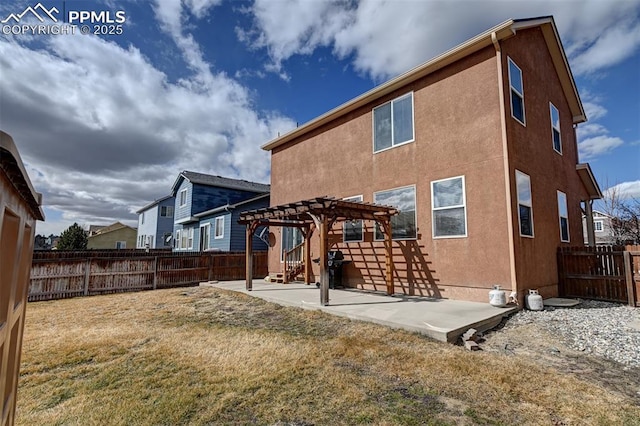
[374,185,417,240]
[373,92,414,152]
[557,191,569,242]
[550,103,562,154]
[343,195,363,242]
[516,170,534,237]
[508,58,525,125]
[141,212,145,224]
[214,216,224,239]
[179,189,188,207]
[594,220,604,232]
[432,176,467,238]
[160,206,174,217]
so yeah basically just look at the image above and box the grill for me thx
[314,250,351,289]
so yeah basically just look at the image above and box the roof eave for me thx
[577,163,603,200]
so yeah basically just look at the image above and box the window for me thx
[187,228,194,249]
[557,191,569,242]
[516,170,534,237]
[432,176,467,238]
[374,185,416,240]
[373,92,414,152]
[175,230,181,249]
[177,228,193,249]
[214,217,224,239]
[594,220,604,232]
[508,57,525,125]
[179,189,187,207]
[550,103,562,153]
[200,224,211,251]
[281,227,303,262]
[138,235,144,248]
[141,212,145,224]
[160,206,174,217]
[147,235,154,248]
[343,195,363,242]
[115,241,126,249]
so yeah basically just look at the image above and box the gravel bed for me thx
[500,299,640,368]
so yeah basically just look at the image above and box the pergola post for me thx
[245,223,255,291]
[319,215,329,306]
[382,218,394,295]
[303,224,313,285]
[584,200,596,247]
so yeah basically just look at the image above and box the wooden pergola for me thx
[238,197,398,306]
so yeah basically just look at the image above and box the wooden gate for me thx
[557,246,638,306]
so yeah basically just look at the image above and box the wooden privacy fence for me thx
[557,245,639,306]
[29,252,268,302]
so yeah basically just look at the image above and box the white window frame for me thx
[160,205,174,217]
[343,195,364,243]
[141,211,145,224]
[115,241,126,249]
[187,227,194,249]
[594,220,604,232]
[550,102,562,154]
[200,223,211,251]
[557,191,570,242]
[214,216,224,239]
[431,175,468,239]
[508,57,526,126]
[372,92,415,153]
[147,235,154,248]
[373,184,417,241]
[179,189,188,207]
[516,170,534,238]
[175,229,181,249]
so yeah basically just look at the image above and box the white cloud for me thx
[240,0,640,81]
[583,101,607,121]
[0,3,295,234]
[604,181,640,200]
[578,135,624,160]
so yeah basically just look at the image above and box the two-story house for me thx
[136,195,175,249]
[172,171,270,252]
[258,17,602,304]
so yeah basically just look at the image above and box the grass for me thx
[16,286,640,425]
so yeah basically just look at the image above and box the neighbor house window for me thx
[373,92,414,152]
[138,235,144,248]
[179,189,188,207]
[557,191,569,242]
[214,217,224,239]
[432,176,467,238]
[175,230,181,249]
[160,206,174,217]
[200,224,211,251]
[508,57,525,125]
[516,170,534,237]
[343,195,363,242]
[550,103,562,153]
[141,212,145,224]
[115,241,126,249]
[147,235,154,248]
[187,228,194,249]
[594,220,604,232]
[374,185,416,240]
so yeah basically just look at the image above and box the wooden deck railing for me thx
[557,245,639,306]
[284,242,304,283]
[29,251,268,301]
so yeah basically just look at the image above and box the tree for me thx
[57,223,88,250]
[620,198,640,244]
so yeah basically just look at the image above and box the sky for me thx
[0,0,638,236]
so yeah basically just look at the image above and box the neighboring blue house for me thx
[171,171,270,252]
[135,195,176,249]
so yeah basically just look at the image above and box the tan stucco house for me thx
[258,17,602,304]
[87,221,137,249]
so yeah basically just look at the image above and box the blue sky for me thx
[0,0,638,236]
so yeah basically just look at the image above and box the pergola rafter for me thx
[238,196,398,306]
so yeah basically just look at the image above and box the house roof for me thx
[135,194,174,214]
[0,131,45,220]
[194,193,270,218]
[171,171,270,195]
[576,163,603,200]
[262,16,585,152]
[88,221,136,237]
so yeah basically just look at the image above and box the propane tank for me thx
[489,285,507,307]
[525,289,544,311]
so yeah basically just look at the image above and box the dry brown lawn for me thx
[16,286,640,425]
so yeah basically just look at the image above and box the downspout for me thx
[492,32,518,299]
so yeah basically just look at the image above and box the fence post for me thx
[153,256,158,290]
[208,254,213,282]
[83,258,91,296]
[623,251,635,306]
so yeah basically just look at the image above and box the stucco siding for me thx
[270,46,513,301]
[87,227,137,249]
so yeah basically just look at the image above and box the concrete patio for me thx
[203,280,518,343]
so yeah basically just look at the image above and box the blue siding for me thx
[174,180,193,221]
[198,213,232,251]
[156,197,175,247]
[230,196,270,251]
[191,184,260,215]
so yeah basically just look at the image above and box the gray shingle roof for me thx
[180,171,270,193]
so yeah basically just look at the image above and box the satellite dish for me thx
[165,234,172,243]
